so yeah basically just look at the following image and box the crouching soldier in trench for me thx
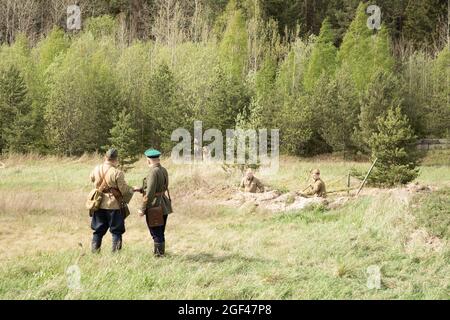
[137,149,173,257]
[299,168,327,198]
[89,149,135,253]
[240,168,265,193]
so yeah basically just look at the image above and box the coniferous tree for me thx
[203,65,249,133]
[107,109,140,170]
[0,65,33,153]
[369,106,419,186]
[219,1,248,80]
[337,2,394,91]
[144,62,185,152]
[316,67,359,157]
[427,47,450,138]
[304,18,337,93]
[357,71,402,151]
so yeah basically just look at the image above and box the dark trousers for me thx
[91,209,125,244]
[147,215,168,243]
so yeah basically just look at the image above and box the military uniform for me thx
[141,149,173,256]
[240,176,264,193]
[89,157,134,252]
[304,178,327,197]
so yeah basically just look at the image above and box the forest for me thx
[0,0,448,159]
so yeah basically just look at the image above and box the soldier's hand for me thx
[138,209,145,217]
[133,186,143,193]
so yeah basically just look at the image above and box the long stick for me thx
[327,187,358,195]
[356,158,378,196]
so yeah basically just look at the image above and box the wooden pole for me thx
[356,158,378,197]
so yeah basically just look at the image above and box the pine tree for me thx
[219,1,249,80]
[316,67,359,157]
[427,47,450,138]
[337,3,394,91]
[144,62,185,152]
[304,18,338,92]
[107,109,140,171]
[203,65,249,133]
[0,65,32,153]
[369,106,419,186]
[403,0,446,48]
[357,71,402,151]
[252,56,277,128]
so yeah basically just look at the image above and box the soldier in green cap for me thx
[89,148,137,253]
[136,149,173,256]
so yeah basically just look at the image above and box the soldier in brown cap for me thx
[239,168,265,193]
[299,168,327,198]
[89,148,136,253]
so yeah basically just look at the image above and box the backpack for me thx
[86,165,112,216]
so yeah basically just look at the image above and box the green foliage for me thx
[278,94,315,155]
[411,187,450,240]
[106,109,140,170]
[115,41,154,150]
[144,62,184,152]
[304,18,338,92]
[357,71,402,150]
[44,34,120,155]
[403,0,447,48]
[219,4,249,79]
[369,107,419,186]
[34,27,70,72]
[0,65,33,153]
[85,15,118,39]
[316,67,359,156]
[0,3,445,162]
[337,3,394,91]
[203,65,250,132]
[427,47,450,138]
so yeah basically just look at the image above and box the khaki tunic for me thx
[240,176,264,193]
[90,162,134,210]
[141,164,173,215]
[304,178,327,197]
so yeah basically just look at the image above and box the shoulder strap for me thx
[98,165,112,192]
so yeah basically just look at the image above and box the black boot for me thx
[91,239,101,253]
[154,242,164,257]
[112,238,122,253]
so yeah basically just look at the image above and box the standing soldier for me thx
[89,149,135,253]
[299,168,327,198]
[239,168,265,193]
[137,149,173,257]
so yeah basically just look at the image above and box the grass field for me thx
[0,153,448,299]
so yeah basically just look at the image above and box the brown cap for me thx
[311,169,320,174]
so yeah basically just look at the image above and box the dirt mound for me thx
[221,190,346,213]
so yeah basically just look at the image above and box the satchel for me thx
[86,189,103,216]
[86,166,111,216]
[144,173,171,227]
[145,205,164,227]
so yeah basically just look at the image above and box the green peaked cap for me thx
[144,149,161,158]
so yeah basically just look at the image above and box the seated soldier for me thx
[300,168,327,198]
[240,168,265,193]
